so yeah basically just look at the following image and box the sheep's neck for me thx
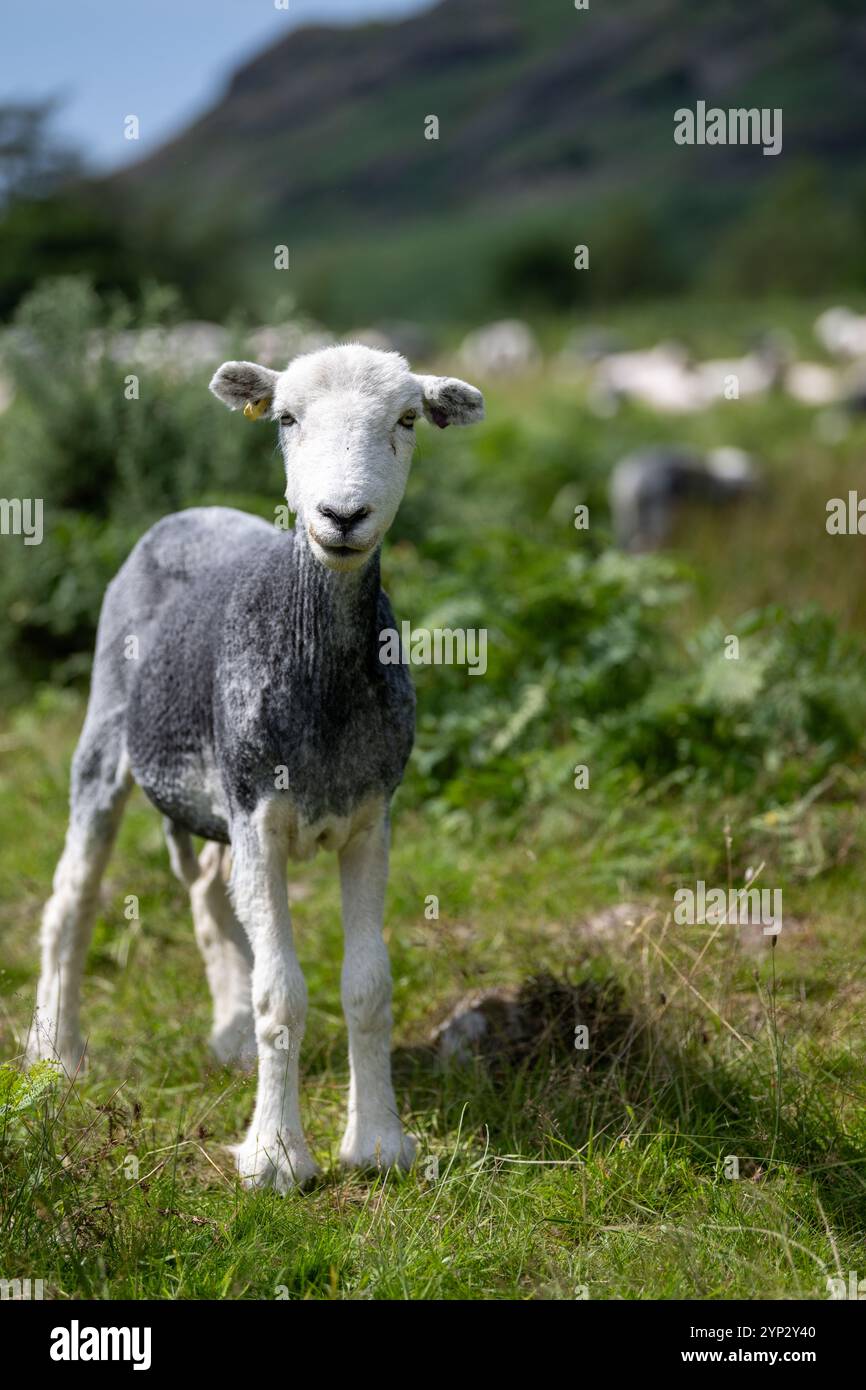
[289,535,382,674]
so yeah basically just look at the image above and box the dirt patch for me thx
[430,972,635,1070]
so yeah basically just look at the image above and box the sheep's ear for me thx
[417,374,485,429]
[209,361,279,417]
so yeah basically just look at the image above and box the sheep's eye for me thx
[398,411,417,429]
[280,412,297,428]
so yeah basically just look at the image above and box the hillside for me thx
[109,0,866,321]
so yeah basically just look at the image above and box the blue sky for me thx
[3,0,432,172]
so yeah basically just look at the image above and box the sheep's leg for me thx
[164,825,255,1068]
[228,813,319,1191]
[27,725,133,1075]
[338,813,415,1171]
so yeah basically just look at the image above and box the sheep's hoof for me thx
[230,1138,320,1193]
[339,1126,417,1174]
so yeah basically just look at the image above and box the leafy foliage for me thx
[0,1060,60,1125]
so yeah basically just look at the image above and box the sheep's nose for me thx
[317,504,371,535]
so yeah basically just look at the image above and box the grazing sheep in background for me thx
[243,321,333,367]
[347,323,437,362]
[815,306,866,360]
[99,322,230,375]
[610,445,756,552]
[86,321,333,376]
[695,333,789,403]
[26,344,485,1192]
[592,335,787,416]
[458,319,542,377]
[590,341,704,415]
[784,360,843,407]
[783,359,866,412]
[344,327,395,353]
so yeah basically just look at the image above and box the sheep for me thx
[458,319,542,377]
[25,343,485,1192]
[243,321,333,368]
[783,359,866,410]
[345,324,437,362]
[101,322,231,375]
[589,342,705,415]
[694,334,789,403]
[610,446,756,552]
[814,307,866,360]
[784,360,842,407]
[591,335,787,415]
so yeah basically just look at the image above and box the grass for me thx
[1,695,865,1300]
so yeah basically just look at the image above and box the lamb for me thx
[25,343,485,1191]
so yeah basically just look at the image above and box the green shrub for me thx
[0,278,274,691]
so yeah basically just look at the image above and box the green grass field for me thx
[2,291,866,1300]
[2,691,865,1300]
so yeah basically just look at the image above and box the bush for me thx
[704,167,865,297]
[593,606,866,799]
[392,534,866,824]
[0,278,274,692]
[493,201,684,314]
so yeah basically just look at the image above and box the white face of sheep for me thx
[210,344,484,572]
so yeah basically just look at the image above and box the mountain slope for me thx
[111,0,866,321]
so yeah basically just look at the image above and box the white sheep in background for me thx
[784,360,843,406]
[591,335,794,415]
[243,321,333,368]
[87,321,333,377]
[103,322,230,374]
[590,342,706,414]
[694,337,787,403]
[815,306,866,360]
[458,319,542,377]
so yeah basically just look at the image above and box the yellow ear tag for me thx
[243,396,271,421]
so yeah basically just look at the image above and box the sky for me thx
[2,0,432,172]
